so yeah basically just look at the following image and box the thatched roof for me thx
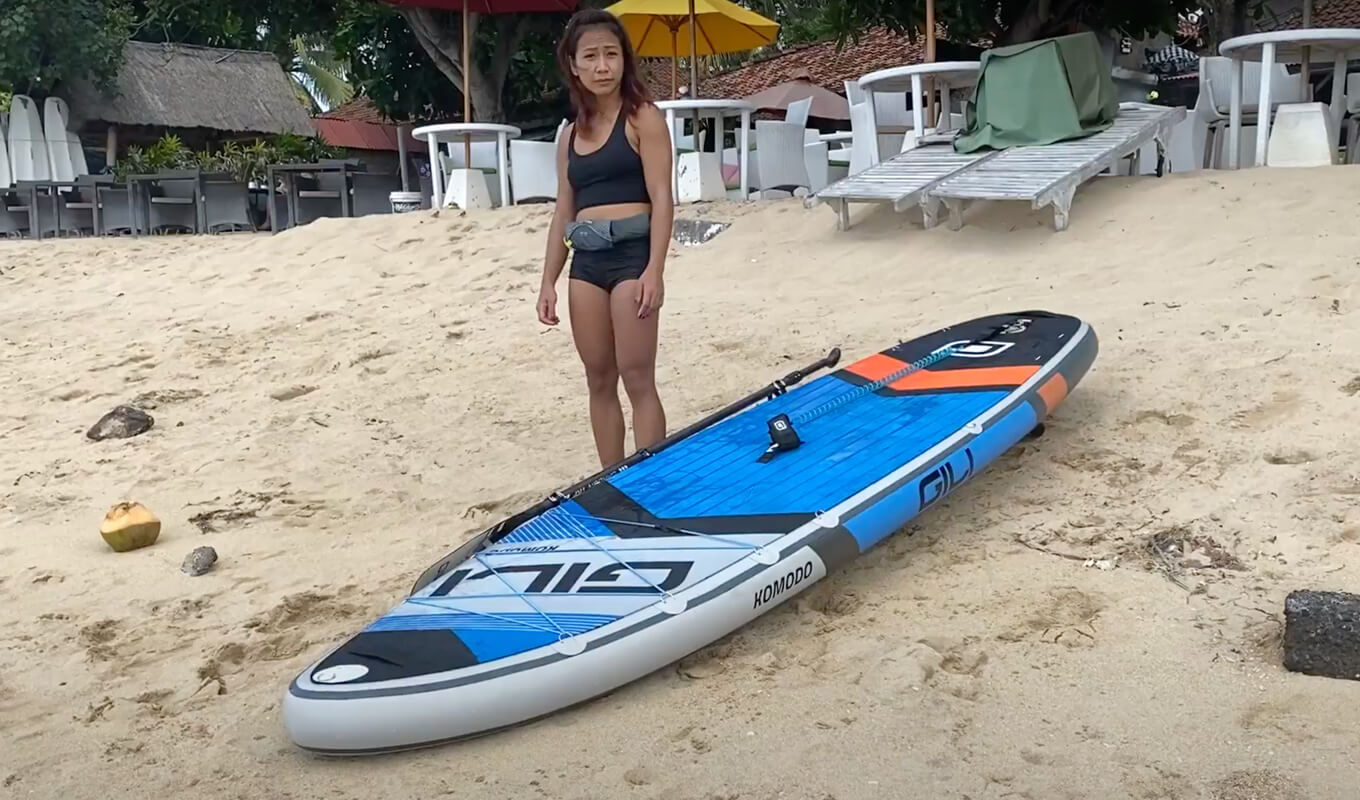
[60,40,316,137]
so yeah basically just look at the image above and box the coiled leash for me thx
[759,320,1019,463]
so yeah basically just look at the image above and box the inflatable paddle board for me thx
[283,310,1097,755]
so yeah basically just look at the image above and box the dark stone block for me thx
[1282,589,1360,681]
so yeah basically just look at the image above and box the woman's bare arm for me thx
[635,105,674,274]
[541,125,576,290]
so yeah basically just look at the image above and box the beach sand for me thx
[3,166,1360,800]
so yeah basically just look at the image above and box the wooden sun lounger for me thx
[923,103,1188,232]
[806,143,1000,231]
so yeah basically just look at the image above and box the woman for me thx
[537,9,675,468]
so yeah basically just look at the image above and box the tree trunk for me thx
[396,8,533,122]
[996,0,1086,45]
[1200,0,1256,52]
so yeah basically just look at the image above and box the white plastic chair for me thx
[744,119,814,198]
[509,120,566,204]
[1344,72,1360,164]
[785,98,812,128]
[1195,55,1305,168]
[846,100,879,176]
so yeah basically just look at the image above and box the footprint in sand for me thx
[1229,389,1300,429]
[997,585,1105,648]
[1263,449,1315,465]
[1132,409,1196,428]
[199,589,367,694]
[79,618,122,662]
[462,491,541,520]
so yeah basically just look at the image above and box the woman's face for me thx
[572,27,625,97]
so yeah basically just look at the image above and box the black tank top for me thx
[567,109,651,212]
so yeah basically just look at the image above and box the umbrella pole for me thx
[1301,0,1312,99]
[463,2,472,166]
[688,1,701,150]
[671,30,678,100]
[924,0,937,128]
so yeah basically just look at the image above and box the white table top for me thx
[655,99,754,113]
[1220,28,1360,62]
[859,61,982,93]
[411,122,522,142]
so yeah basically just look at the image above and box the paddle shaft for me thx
[409,347,843,594]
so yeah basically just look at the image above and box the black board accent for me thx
[314,629,479,683]
[574,481,815,539]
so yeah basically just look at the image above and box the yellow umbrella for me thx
[605,0,779,99]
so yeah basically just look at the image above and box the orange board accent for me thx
[845,354,1040,392]
[1036,373,1069,416]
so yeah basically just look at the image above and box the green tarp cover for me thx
[953,31,1118,154]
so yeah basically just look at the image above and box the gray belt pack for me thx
[565,213,650,251]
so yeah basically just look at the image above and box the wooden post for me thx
[397,123,410,192]
[105,125,118,167]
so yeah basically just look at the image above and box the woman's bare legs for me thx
[610,279,666,451]
[568,278,626,466]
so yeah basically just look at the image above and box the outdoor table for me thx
[655,98,755,202]
[12,174,118,239]
[1219,28,1360,168]
[124,168,236,236]
[15,177,104,239]
[858,61,981,140]
[265,161,365,233]
[411,123,520,209]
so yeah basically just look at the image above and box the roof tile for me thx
[640,26,956,103]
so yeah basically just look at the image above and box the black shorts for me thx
[568,236,650,293]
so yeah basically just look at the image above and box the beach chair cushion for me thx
[954,31,1118,154]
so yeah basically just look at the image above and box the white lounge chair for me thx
[923,102,1187,232]
[807,100,994,231]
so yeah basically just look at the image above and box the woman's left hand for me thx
[636,266,664,319]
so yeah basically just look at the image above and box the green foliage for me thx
[127,0,337,65]
[289,34,354,113]
[805,0,1199,48]
[0,0,134,98]
[113,132,341,183]
[330,0,464,122]
[331,0,568,123]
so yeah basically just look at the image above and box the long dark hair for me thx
[556,9,652,137]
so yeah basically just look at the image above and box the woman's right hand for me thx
[537,284,559,326]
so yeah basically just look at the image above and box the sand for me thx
[3,166,1360,800]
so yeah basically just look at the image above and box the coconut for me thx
[99,501,162,553]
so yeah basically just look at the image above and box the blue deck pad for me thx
[843,399,1039,552]
[609,373,1010,519]
[496,499,615,544]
